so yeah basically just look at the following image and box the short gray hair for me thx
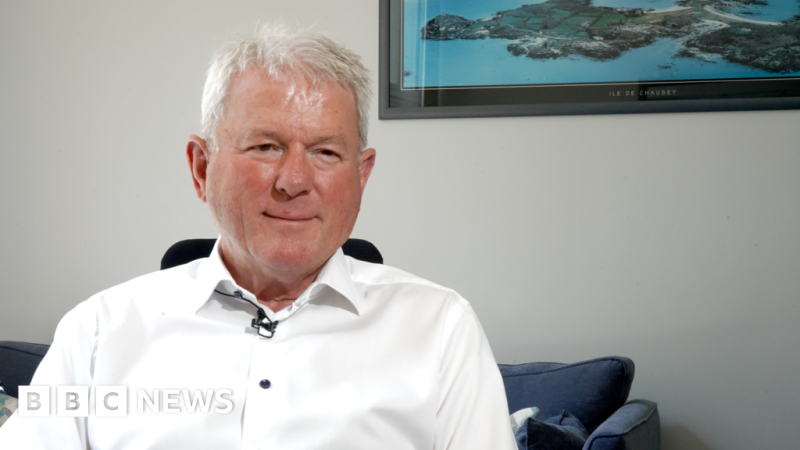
[201,23,372,151]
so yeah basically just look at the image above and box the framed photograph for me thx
[379,0,800,119]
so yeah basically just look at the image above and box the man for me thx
[1,25,515,449]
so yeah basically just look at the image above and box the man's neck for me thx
[218,241,328,313]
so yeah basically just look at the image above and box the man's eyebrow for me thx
[311,135,349,147]
[248,130,284,142]
[247,130,350,148]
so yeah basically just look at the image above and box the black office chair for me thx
[161,238,383,270]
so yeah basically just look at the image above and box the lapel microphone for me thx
[215,289,279,338]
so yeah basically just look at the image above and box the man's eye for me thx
[255,144,276,152]
[319,149,339,159]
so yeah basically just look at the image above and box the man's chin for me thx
[252,242,334,275]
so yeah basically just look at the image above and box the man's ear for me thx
[358,148,376,190]
[187,135,211,203]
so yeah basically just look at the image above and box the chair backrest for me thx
[161,238,383,270]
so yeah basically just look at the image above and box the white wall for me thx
[1,2,798,448]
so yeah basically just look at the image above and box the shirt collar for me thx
[305,247,363,316]
[187,238,363,317]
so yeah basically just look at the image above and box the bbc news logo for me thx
[18,386,233,417]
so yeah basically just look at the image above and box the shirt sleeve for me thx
[434,298,517,450]
[0,300,97,449]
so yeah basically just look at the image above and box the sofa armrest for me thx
[584,399,660,450]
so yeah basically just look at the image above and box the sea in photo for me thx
[402,0,800,88]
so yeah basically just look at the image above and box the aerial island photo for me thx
[402,0,800,88]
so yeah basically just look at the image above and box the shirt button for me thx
[259,379,271,389]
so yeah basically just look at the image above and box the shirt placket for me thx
[239,295,311,450]
[241,328,287,449]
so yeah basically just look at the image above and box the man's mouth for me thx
[263,212,314,222]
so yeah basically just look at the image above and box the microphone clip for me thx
[229,289,279,339]
[251,309,279,339]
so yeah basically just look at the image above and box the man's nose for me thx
[274,145,312,198]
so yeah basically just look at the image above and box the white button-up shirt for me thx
[2,241,515,449]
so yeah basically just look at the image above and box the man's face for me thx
[188,67,375,279]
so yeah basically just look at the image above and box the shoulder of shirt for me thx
[78,258,205,311]
[344,256,473,311]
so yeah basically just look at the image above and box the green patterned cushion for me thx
[0,392,19,427]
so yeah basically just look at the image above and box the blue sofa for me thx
[500,356,660,449]
[0,341,659,449]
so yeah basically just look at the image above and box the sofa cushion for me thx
[511,406,541,434]
[516,411,589,450]
[500,356,634,433]
[0,341,50,399]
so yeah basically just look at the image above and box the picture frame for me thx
[379,0,800,119]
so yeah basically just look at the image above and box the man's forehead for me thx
[221,67,359,148]
[229,67,355,109]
